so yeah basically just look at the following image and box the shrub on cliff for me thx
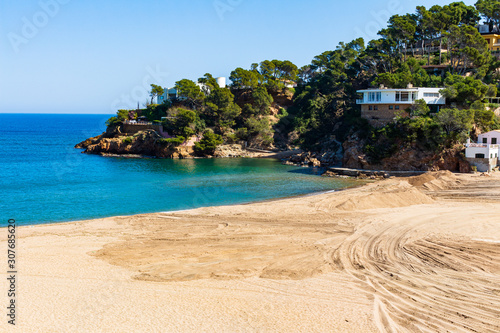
[106,109,129,127]
[122,137,133,144]
[162,108,199,138]
[143,103,170,121]
[194,130,223,156]
[158,136,185,147]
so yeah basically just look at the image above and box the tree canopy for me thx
[149,84,164,104]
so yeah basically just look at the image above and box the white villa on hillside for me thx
[157,77,227,104]
[157,88,179,104]
[356,85,446,126]
[465,130,500,172]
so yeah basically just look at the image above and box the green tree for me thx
[174,79,205,108]
[289,39,367,148]
[445,25,490,76]
[244,116,274,147]
[259,59,298,91]
[149,84,165,104]
[379,14,417,62]
[204,87,241,132]
[440,74,497,105]
[297,65,316,84]
[435,108,474,142]
[252,86,273,114]
[162,108,198,138]
[476,0,500,30]
[198,73,219,95]
[194,130,223,156]
[143,103,169,121]
[106,109,130,127]
[413,3,479,64]
[471,101,498,131]
[438,2,479,27]
[408,99,430,117]
[229,67,260,89]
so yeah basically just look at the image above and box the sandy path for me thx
[1,171,500,332]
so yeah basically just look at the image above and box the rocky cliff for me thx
[78,125,472,172]
[282,134,471,173]
[76,128,194,159]
[340,135,471,172]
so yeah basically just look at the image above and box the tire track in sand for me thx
[335,209,500,333]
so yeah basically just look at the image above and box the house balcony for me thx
[466,143,488,148]
[356,99,416,104]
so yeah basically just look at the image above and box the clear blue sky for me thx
[0,0,477,114]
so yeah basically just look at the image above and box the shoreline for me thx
[8,177,368,229]
[3,171,500,332]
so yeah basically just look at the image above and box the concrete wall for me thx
[121,124,172,138]
[361,104,410,126]
[466,157,499,172]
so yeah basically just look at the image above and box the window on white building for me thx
[424,92,440,98]
[396,91,410,102]
[368,92,381,102]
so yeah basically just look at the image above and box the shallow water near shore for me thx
[0,113,361,226]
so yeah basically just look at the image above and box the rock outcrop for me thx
[214,144,252,158]
[342,137,470,172]
[282,132,471,173]
[76,130,194,158]
[342,134,369,169]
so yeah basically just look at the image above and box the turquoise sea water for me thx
[0,114,359,226]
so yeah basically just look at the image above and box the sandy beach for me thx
[2,171,500,332]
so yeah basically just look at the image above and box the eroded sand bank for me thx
[2,171,500,332]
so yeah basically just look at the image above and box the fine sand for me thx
[2,171,500,332]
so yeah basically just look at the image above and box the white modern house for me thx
[465,130,500,172]
[356,85,446,126]
[157,77,227,104]
[157,88,180,104]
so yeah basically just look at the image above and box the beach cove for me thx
[2,171,500,332]
[0,114,362,226]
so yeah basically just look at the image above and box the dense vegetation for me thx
[107,0,500,163]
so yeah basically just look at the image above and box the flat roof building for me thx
[356,86,446,126]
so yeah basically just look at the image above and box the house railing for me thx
[124,120,153,125]
[467,143,500,149]
[487,97,500,104]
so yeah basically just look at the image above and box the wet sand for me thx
[2,171,500,332]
